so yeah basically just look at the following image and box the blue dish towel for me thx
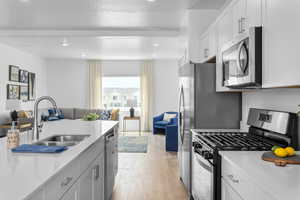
[11,144,67,153]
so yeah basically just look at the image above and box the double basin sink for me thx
[34,135,90,147]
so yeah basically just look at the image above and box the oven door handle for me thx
[195,155,213,173]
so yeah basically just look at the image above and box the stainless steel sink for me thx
[33,135,90,147]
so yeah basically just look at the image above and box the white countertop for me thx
[219,151,300,199]
[0,119,118,200]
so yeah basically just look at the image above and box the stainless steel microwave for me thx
[221,27,262,88]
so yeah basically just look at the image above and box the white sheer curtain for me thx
[140,60,154,131]
[88,60,102,109]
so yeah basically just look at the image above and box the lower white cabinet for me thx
[222,179,244,200]
[221,157,274,200]
[79,154,105,200]
[61,182,79,200]
[27,130,118,200]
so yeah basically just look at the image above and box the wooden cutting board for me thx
[262,152,300,166]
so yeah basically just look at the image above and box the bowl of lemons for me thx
[272,146,295,158]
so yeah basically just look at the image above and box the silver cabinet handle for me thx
[227,174,239,183]
[241,17,246,33]
[204,48,209,58]
[93,165,100,180]
[61,177,73,187]
[238,18,241,33]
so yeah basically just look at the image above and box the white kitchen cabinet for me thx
[27,189,45,200]
[79,154,105,200]
[232,0,246,37]
[61,182,79,200]
[222,157,274,200]
[208,24,217,59]
[217,9,233,51]
[199,32,209,63]
[262,0,300,88]
[222,179,244,200]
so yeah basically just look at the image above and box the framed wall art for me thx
[19,70,29,83]
[7,84,20,100]
[20,85,29,101]
[9,65,20,82]
[28,72,36,100]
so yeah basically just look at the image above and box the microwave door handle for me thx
[237,42,247,74]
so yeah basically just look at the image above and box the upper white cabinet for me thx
[262,0,300,87]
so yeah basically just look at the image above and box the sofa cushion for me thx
[99,110,111,120]
[155,121,170,126]
[163,113,177,122]
[110,109,120,121]
[60,108,75,119]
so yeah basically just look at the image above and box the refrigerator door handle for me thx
[179,85,185,143]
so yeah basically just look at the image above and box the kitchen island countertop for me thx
[0,119,118,200]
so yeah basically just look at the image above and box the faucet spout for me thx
[33,96,58,141]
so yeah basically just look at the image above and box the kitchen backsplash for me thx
[241,88,300,131]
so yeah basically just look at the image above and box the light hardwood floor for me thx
[112,132,188,200]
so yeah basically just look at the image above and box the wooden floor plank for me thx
[112,132,188,200]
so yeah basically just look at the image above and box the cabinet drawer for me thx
[80,137,105,173]
[45,159,80,200]
[222,157,274,200]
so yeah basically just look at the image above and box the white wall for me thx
[46,59,179,131]
[0,43,47,130]
[153,59,179,116]
[241,88,300,130]
[46,59,89,108]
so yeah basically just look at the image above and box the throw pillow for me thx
[163,113,177,122]
[99,110,111,120]
[110,109,120,121]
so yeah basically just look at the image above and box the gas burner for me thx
[195,131,274,151]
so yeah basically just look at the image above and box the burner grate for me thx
[199,132,274,151]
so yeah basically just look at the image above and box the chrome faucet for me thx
[33,96,58,141]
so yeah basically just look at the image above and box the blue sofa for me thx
[153,112,178,152]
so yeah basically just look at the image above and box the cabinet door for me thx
[222,179,244,200]
[232,0,246,37]
[245,0,262,28]
[79,164,93,200]
[263,0,300,87]
[217,9,233,50]
[93,155,105,200]
[208,24,217,58]
[61,182,79,200]
[200,33,210,62]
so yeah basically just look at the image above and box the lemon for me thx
[274,148,288,158]
[271,145,280,152]
[285,147,295,156]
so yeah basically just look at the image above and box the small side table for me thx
[123,116,141,136]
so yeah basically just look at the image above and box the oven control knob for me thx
[203,151,213,160]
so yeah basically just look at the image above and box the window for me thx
[102,76,140,110]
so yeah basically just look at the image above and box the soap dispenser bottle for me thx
[7,121,20,149]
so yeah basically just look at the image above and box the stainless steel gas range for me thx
[191,108,298,200]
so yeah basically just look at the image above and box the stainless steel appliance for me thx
[191,108,298,200]
[222,27,262,88]
[105,130,115,200]
[178,63,242,197]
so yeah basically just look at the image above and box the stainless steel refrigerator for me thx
[178,63,241,197]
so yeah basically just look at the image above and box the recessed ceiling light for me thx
[147,0,156,2]
[19,0,30,3]
[153,43,159,47]
[61,38,70,47]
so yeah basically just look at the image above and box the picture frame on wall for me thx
[7,84,20,100]
[28,72,36,100]
[9,65,20,82]
[19,70,29,83]
[20,85,29,101]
